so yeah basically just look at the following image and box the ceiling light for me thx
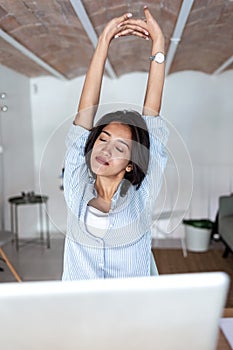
[0,93,6,99]
[1,105,8,112]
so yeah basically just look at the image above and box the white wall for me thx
[165,71,233,215]
[30,70,233,241]
[159,71,233,240]
[0,65,36,237]
[1,67,231,240]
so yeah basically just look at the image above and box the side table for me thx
[8,194,50,251]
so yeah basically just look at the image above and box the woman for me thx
[62,6,168,280]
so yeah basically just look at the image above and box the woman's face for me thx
[90,122,132,178]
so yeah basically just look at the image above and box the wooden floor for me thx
[153,246,233,307]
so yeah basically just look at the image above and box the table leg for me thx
[45,202,50,249]
[10,203,14,245]
[39,203,44,243]
[181,238,188,257]
[14,205,19,251]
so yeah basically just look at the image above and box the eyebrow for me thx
[101,130,130,149]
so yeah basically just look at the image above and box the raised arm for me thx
[74,13,135,129]
[143,7,165,116]
[118,6,165,116]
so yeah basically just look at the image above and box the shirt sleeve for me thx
[63,124,90,207]
[141,115,169,205]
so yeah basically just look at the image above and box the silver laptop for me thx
[0,272,229,350]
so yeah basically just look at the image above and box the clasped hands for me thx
[101,6,164,45]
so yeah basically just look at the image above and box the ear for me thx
[125,163,133,172]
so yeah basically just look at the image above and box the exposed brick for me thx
[0,0,232,79]
[0,38,49,77]
[0,5,8,19]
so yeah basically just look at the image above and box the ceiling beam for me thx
[70,0,117,79]
[213,55,233,75]
[0,29,66,80]
[165,0,195,75]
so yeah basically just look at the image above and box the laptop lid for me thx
[0,272,229,350]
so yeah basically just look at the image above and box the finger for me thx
[143,5,152,19]
[117,12,133,23]
[115,29,150,40]
[118,18,147,29]
[114,29,134,38]
[130,31,150,40]
[143,6,162,33]
[118,23,149,36]
[105,13,133,41]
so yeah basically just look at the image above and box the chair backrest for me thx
[219,195,233,218]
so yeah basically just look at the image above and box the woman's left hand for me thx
[116,6,164,45]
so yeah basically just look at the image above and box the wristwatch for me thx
[149,52,166,64]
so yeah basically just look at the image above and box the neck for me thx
[95,176,122,202]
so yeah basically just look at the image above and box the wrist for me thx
[98,32,111,48]
[96,35,110,59]
[151,35,165,53]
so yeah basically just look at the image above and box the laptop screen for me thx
[0,272,229,350]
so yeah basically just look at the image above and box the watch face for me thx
[155,52,165,63]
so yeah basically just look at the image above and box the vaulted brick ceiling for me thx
[0,0,232,80]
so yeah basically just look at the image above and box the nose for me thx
[101,142,112,156]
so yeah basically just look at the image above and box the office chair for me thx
[219,194,233,258]
[0,230,22,282]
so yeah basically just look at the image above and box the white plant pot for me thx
[185,226,211,252]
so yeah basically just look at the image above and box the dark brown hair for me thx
[84,110,150,194]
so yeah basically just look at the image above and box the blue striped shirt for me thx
[62,115,168,280]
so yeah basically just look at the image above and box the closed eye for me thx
[99,137,107,142]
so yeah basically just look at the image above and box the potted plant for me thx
[183,219,214,252]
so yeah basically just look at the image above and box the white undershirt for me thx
[85,205,109,238]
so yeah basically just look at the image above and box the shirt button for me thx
[99,263,104,269]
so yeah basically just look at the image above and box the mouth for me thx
[95,156,109,166]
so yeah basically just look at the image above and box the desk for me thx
[218,308,233,350]
[9,195,50,251]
